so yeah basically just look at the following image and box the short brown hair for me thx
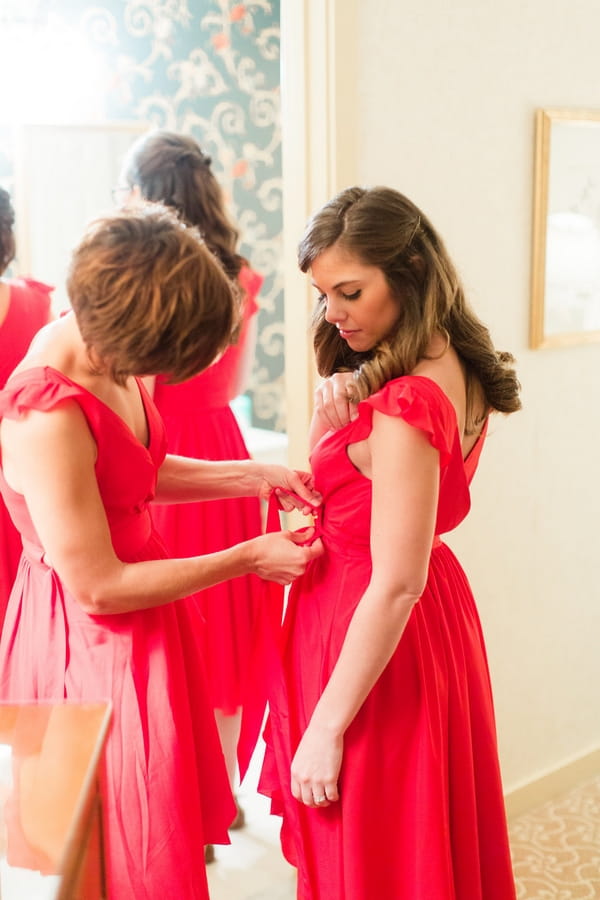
[67,204,239,385]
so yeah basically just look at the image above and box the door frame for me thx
[280,0,357,467]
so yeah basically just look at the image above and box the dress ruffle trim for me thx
[0,368,84,419]
[360,375,457,467]
[238,265,263,318]
[14,277,54,296]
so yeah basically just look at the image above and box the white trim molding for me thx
[505,746,600,820]
[280,0,357,468]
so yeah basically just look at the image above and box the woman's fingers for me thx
[291,777,339,808]
[314,373,358,430]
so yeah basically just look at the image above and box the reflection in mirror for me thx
[11,121,288,465]
[0,1,285,433]
[13,122,148,313]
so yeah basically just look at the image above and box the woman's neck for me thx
[11,310,96,384]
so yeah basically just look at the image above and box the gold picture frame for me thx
[530,108,600,348]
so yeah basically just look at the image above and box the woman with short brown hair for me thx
[0,204,322,898]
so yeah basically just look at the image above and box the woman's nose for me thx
[324,296,345,324]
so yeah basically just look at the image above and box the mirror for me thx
[0,3,286,435]
[530,108,600,348]
[13,122,148,312]
[10,120,289,462]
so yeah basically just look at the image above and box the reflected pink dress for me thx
[0,278,52,623]
[259,376,516,900]
[0,367,235,899]
[151,265,271,773]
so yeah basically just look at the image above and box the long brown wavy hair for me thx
[120,130,245,281]
[298,186,521,430]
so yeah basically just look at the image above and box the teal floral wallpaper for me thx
[0,0,284,430]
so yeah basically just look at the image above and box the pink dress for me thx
[0,367,235,899]
[259,376,516,900]
[0,278,52,623]
[151,265,271,772]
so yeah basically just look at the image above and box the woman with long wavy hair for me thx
[259,186,520,900]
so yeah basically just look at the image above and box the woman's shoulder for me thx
[0,366,87,419]
[368,374,455,415]
[363,375,458,465]
[8,277,54,309]
[10,276,54,295]
[1,278,52,330]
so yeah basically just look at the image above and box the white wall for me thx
[351,0,600,795]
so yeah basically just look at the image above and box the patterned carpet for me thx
[208,743,600,900]
[509,774,600,899]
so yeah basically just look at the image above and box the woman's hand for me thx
[256,465,322,514]
[290,722,343,808]
[249,529,323,585]
[314,372,359,431]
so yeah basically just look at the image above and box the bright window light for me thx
[0,18,109,124]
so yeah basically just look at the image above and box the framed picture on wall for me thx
[530,108,600,348]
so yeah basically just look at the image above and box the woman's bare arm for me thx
[1,403,322,615]
[155,453,321,513]
[290,409,439,806]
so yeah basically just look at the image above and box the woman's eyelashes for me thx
[317,288,362,302]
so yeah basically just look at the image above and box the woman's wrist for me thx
[238,459,265,497]
[309,704,347,739]
[231,537,256,577]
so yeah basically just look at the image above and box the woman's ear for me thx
[408,254,425,277]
